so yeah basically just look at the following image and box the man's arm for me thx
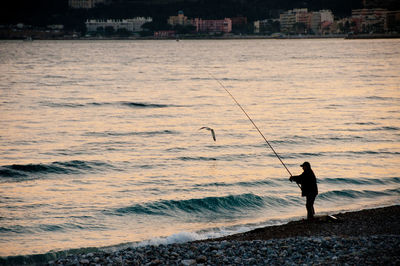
[290,173,303,183]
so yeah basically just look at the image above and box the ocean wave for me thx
[376,126,400,131]
[348,150,400,155]
[41,101,178,109]
[194,179,276,188]
[331,126,400,132]
[344,122,377,126]
[0,218,105,241]
[318,188,399,200]
[112,194,268,217]
[366,96,399,101]
[178,156,217,161]
[0,225,29,234]
[85,130,177,137]
[120,102,171,108]
[110,193,299,220]
[284,152,324,159]
[43,75,67,79]
[178,153,285,162]
[321,177,398,185]
[315,136,363,141]
[0,160,111,180]
[41,102,86,108]
[286,150,400,159]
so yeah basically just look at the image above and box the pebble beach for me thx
[42,205,399,265]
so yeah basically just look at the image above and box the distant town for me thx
[1,0,399,40]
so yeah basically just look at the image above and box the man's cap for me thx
[300,162,310,167]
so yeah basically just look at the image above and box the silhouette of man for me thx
[290,162,318,219]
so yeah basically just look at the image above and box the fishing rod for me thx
[207,70,295,180]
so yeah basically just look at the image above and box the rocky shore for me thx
[49,235,399,265]
[39,205,400,265]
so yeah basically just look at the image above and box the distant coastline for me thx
[3,33,400,41]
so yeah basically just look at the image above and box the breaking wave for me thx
[111,193,293,219]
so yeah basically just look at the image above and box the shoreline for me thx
[200,204,400,242]
[2,205,399,265]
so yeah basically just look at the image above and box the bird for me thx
[199,127,216,141]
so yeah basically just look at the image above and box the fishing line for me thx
[206,70,295,179]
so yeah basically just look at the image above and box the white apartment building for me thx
[320,10,334,23]
[86,18,153,32]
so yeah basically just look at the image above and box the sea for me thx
[0,38,399,261]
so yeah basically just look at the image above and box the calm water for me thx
[0,39,399,257]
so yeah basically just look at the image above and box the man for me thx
[290,162,318,219]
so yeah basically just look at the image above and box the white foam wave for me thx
[140,226,253,246]
[102,226,253,254]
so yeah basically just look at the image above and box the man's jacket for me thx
[291,169,318,197]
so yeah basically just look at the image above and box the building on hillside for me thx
[309,12,321,33]
[336,17,352,33]
[279,10,296,32]
[320,21,334,34]
[194,18,232,33]
[253,19,280,34]
[352,8,388,33]
[253,20,261,33]
[168,11,192,26]
[304,10,334,34]
[294,8,310,26]
[386,10,400,32]
[69,0,107,9]
[280,8,311,33]
[319,10,335,34]
[85,18,153,32]
[280,8,335,34]
[320,10,334,23]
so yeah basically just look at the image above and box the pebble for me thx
[48,235,400,265]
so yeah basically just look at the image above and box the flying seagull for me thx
[199,127,216,141]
